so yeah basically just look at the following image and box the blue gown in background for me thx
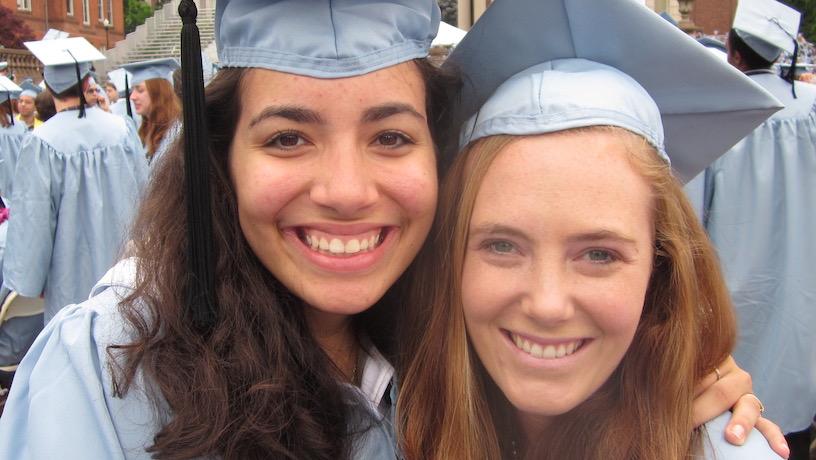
[2,106,149,324]
[704,72,816,434]
[110,99,142,130]
[0,119,28,205]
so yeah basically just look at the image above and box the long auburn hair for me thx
[137,78,181,158]
[109,58,459,460]
[0,100,12,128]
[398,128,736,460]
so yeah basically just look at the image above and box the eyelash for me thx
[263,130,308,150]
[582,248,619,264]
[481,239,518,255]
[373,131,415,149]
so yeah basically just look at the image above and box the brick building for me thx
[2,0,125,50]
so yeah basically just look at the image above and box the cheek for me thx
[382,155,438,219]
[461,256,510,325]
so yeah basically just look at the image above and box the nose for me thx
[522,263,575,324]
[309,146,379,217]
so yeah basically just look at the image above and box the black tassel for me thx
[66,51,87,118]
[124,74,133,118]
[784,40,799,99]
[179,0,216,332]
[7,94,13,126]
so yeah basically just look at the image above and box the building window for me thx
[107,0,113,22]
[98,0,104,21]
[83,0,90,24]
[16,0,32,11]
[67,0,74,16]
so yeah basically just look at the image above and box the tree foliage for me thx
[125,0,154,34]
[438,0,457,25]
[780,0,816,42]
[0,4,36,49]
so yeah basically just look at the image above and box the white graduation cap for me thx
[0,62,7,71]
[24,37,106,94]
[0,76,23,95]
[433,21,467,47]
[733,0,801,62]
[445,0,782,182]
[106,68,132,95]
[42,29,70,40]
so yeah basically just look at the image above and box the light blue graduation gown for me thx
[704,72,816,434]
[0,120,28,204]
[110,99,142,130]
[0,259,400,459]
[1,107,149,324]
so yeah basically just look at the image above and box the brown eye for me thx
[278,133,301,147]
[375,131,412,148]
[265,132,307,150]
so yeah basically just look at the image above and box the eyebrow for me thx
[468,223,530,241]
[566,230,638,248]
[249,105,324,128]
[469,224,638,248]
[361,103,425,123]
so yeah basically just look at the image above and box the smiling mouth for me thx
[509,332,586,360]
[297,228,385,256]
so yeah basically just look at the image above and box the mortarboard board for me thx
[42,29,70,40]
[120,57,180,86]
[0,62,7,71]
[19,79,42,99]
[0,76,23,126]
[24,37,106,117]
[105,68,132,94]
[733,0,800,62]
[177,0,441,331]
[446,0,782,183]
[433,21,467,47]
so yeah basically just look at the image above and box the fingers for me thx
[692,366,751,428]
[754,417,790,459]
[722,392,763,445]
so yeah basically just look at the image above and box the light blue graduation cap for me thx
[733,0,800,62]
[446,0,782,182]
[0,76,23,126]
[105,67,132,95]
[0,62,7,72]
[177,0,442,330]
[120,57,180,86]
[24,37,106,117]
[215,0,440,78]
[19,78,42,99]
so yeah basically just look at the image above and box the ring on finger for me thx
[742,393,765,414]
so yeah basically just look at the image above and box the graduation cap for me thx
[733,0,801,95]
[0,62,7,71]
[24,37,106,118]
[19,78,42,99]
[177,0,441,331]
[446,0,782,183]
[105,68,132,95]
[0,76,23,126]
[121,57,180,86]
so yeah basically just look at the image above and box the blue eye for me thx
[487,240,516,254]
[585,249,616,264]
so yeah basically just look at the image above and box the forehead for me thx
[238,61,427,116]
[471,131,654,235]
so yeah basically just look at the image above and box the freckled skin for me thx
[462,131,654,435]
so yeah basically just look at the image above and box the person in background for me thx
[2,37,148,325]
[14,81,43,131]
[705,0,816,456]
[0,76,27,204]
[104,80,118,105]
[122,58,181,163]
[33,88,56,122]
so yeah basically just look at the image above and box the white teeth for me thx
[345,239,360,254]
[302,230,382,255]
[329,238,344,254]
[510,333,582,360]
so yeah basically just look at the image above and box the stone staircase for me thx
[98,0,216,75]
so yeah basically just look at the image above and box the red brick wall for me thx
[1,0,125,49]
[692,0,737,35]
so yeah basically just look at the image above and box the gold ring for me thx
[714,367,722,381]
[742,393,765,414]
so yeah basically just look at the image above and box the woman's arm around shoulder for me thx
[702,412,785,460]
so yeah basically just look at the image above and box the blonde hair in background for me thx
[398,128,736,460]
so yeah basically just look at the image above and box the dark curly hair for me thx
[108,58,460,460]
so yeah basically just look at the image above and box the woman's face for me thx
[461,131,654,433]
[230,63,437,320]
[130,82,151,116]
[105,85,118,103]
